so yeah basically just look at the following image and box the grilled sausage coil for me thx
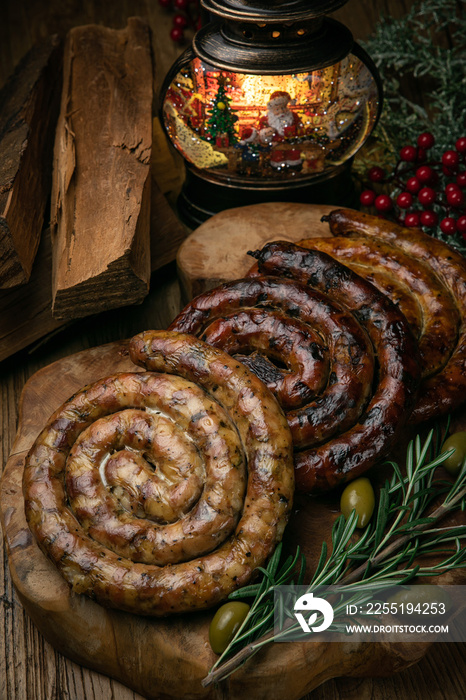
[23,331,294,616]
[169,277,375,451]
[249,241,420,492]
[297,235,460,380]
[323,208,466,422]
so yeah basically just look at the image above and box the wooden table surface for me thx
[1,1,464,698]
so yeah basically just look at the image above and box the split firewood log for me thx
[0,35,62,289]
[51,18,153,320]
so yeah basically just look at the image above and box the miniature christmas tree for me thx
[206,75,238,147]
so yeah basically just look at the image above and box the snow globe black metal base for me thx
[177,160,357,228]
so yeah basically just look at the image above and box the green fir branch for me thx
[353,0,466,254]
[362,0,466,152]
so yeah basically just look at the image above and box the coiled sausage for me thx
[322,208,466,422]
[297,234,460,380]
[249,241,420,492]
[24,331,294,615]
[169,276,375,451]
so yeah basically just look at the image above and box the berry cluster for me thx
[360,133,466,245]
[158,0,201,43]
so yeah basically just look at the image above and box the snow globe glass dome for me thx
[160,0,382,226]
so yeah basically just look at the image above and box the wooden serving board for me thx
[176,202,334,302]
[2,338,465,700]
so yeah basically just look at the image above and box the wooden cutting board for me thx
[176,202,334,302]
[2,338,465,700]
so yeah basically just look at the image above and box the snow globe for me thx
[160,0,382,226]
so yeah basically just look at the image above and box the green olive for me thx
[442,431,466,475]
[209,601,250,654]
[387,586,451,618]
[340,477,375,529]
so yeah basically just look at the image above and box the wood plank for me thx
[0,35,62,288]
[50,18,153,320]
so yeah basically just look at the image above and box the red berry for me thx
[417,132,435,149]
[440,217,457,235]
[446,188,464,207]
[173,13,188,27]
[442,150,460,170]
[416,147,427,162]
[416,165,434,183]
[406,177,421,194]
[455,137,466,153]
[456,172,466,188]
[418,187,436,206]
[396,192,413,209]
[404,212,420,227]
[400,145,417,162]
[170,26,185,41]
[374,194,392,212]
[457,215,466,233]
[368,166,385,183]
[445,182,460,194]
[159,0,172,6]
[360,189,376,206]
[174,0,189,8]
[420,210,438,227]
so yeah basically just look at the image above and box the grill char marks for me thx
[250,241,420,492]
[324,208,466,423]
[298,233,460,382]
[24,332,294,615]
[169,276,376,458]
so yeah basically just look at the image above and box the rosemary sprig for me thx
[202,424,466,687]
[203,542,306,680]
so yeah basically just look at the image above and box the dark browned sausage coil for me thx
[322,208,466,423]
[297,234,460,381]
[23,331,294,616]
[169,268,419,492]
[246,242,420,492]
[170,277,375,450]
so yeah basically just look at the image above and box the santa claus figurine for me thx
[258,90,303,170]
